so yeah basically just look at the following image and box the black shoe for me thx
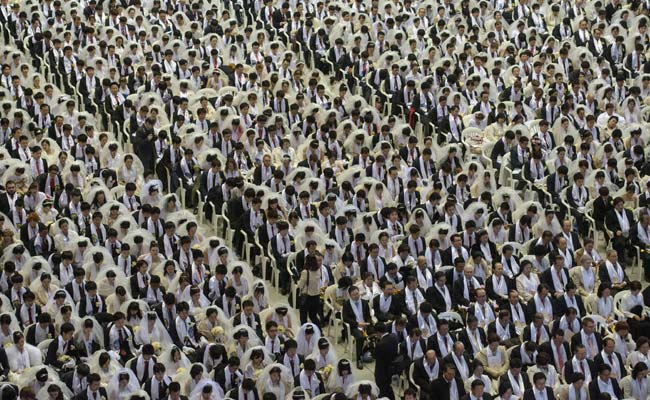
[357,361,363,369]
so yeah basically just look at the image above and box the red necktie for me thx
[557,346,564,372]
[36,161,40,175]
[536,329,541,344]
[27,307,33,324]
[50,177,55,192]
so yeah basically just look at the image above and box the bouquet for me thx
[58,354,72,363]
[211,326,224,337]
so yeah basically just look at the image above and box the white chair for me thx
[408,362,420,393]
[584,314,608,334]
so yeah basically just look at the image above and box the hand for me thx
[182,346,196,354]
[617,230,622,237]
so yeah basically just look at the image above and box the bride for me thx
[135,311,173,347]
[6,332,42,378]
[189,380,224,400]
[107,369,141,400]
[256,364,294,400]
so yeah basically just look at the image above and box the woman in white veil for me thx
[295,323,322,358]
[107,368,141,400]
[158,345,192,375]
[241,345,274,380]
[6,332,42,380]
[256,364,294,400]
[326,359,356,394]
[96,268,127,298]
[345,380,380,400]
[307,337,339,372]
[36,382,74,400]
[88,351,122,385]
[189,380,224,400]
[74,316,105,361]
[228,326,263,360]
[44,290,78,320]
[135,311,174,347]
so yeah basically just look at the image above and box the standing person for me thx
[374,322,399,400]
[297,254,322,325]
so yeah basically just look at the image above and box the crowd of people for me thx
[4,0,650,399]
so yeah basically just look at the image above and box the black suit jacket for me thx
[26,323,55,346]
[523,387,554,400]
[372,294,401,322]
[232,312,263,339]
[589,377,622,400]
[537,341,572,371]
[571,331,603,354]
[457,327,488,357]
[430,376,465,400]
[498,372,531,394]
[539,267,570,297]
[374,333,399,381]
[594,351,627,379]
[73,388,108,400]
[425,284,453,314]
[605,208,635,236]
[563,358,595,382]
[342,299,371,330]
[78,295,107,317]
[45,337,77,369]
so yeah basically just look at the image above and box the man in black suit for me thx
[252,154,275,185]
[168,302,201,352]
[373,322,399,400]
[431,362,464,400]
[523,372,554,400]
[571,317,604,360]
[458,316,488,359]
[605,196,635,264]
[589,364,622,400]
[594,337,627,380]
[163,381,189,400]
[73,373,108,400]
[462,378,492,400]
[490,130,515,171]
[269,220,294,294]
[77,281,107,319]
[373,280,401,322]
[0,347,9,381]
[130,344,158,384]
[214,356,244,393]
[498,358,531,397]
[142,363,171,400]
[77,66,102,113]
[537,329,572,374]
[26,312,56,346]
[45,322,77,370]
[0,180,19,216]
[229,378,259,400]
[593,187,614,232]
[426,271,453,314]
[232,300,263,340]
[342,286,373,369]
[563,343,596,384]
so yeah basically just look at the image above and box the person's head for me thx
[532,371,546,390]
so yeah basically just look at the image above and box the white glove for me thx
[182,346,196,354]
[64,359,76,369]
[199,337,209,346]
